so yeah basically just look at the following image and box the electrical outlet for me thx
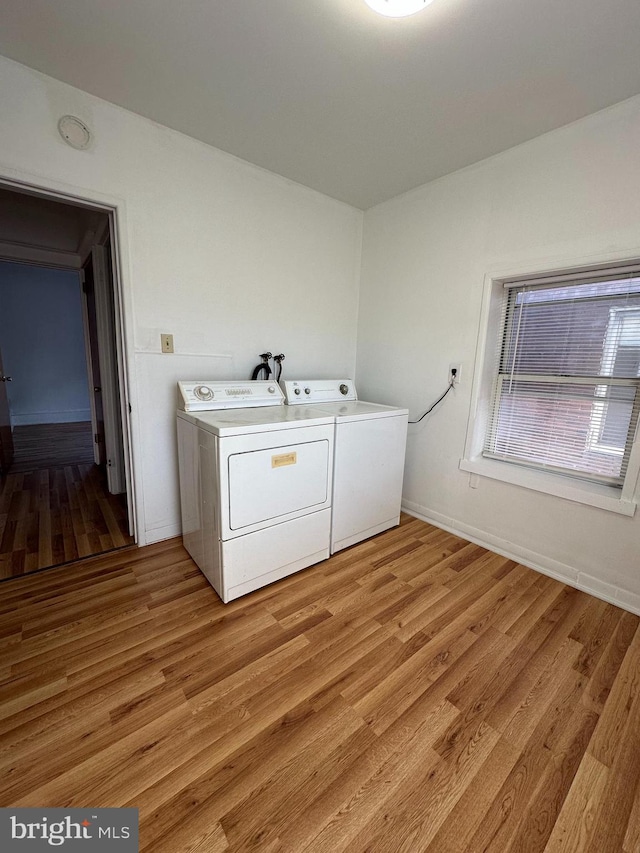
[449,362,461,384]
[161,333,174,353]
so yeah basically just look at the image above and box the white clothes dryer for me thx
[282,379,408,553]
[177,380,334,603]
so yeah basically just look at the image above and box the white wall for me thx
[3,54,638,610]
[0,57,363,543]
[357,94,640,612]
[0,261,90,426]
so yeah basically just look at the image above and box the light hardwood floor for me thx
[1,515,639,852]
[0,423,133,579]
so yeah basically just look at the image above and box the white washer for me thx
[283,379,408,553]
[177,380,334,603]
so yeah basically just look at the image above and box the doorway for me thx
[0,185,135,579]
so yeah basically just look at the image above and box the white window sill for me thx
[459,456,637,517]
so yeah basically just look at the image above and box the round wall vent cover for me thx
[58,115,92,150]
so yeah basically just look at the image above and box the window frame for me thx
[460,259,640,517]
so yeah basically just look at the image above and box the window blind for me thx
[483,272,640,486]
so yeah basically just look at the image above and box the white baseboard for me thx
[402,499,640,617]
[144,522,182,545]
[12,409,91,426]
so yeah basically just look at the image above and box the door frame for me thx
[88,244,126,494]
[0,345,13,477]
[0,173,141,544]
[80,261,104,468]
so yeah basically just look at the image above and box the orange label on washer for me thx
[272,452,297,468]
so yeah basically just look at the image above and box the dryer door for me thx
[228,438,330,530]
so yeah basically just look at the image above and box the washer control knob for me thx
[294,388,301,395]
[194,385,214,401]
[304,387,311,395]
[267,385,276,393]
[339,383,349,395]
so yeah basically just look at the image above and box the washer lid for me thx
[191,405,335,436]
[311,400,409,422]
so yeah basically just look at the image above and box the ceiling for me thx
[2,0,640,209]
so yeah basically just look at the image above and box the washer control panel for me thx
[178,380,284,411]
[282,379,358,405]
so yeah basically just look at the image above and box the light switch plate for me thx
[161,333,174,353]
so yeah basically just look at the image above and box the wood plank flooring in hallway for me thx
[0,423,133,578]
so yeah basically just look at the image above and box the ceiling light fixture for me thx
[364,0,435,17]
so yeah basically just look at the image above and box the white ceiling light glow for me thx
[364,0,435,17]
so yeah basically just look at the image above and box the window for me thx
[591,307,640,455]
[485,271,640,486]
[461,261,640,515]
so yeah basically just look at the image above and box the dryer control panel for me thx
[283,379,357,405]
[178,380,284,411]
